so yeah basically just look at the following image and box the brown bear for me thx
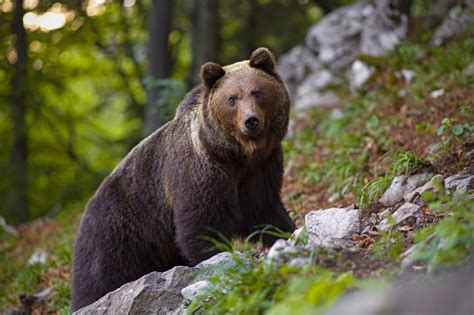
[71,47,296,311]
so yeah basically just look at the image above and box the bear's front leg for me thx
[238,147,296,246]
[171,169,240,265]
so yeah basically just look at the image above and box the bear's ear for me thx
[200,62,225,90]
[249,47,276,73]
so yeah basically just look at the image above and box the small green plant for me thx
[187,259,357,315]
[370,228,405,261]
[356,151,430,207]
[356,176,392,208]
[388,151,431,177]
[408,190,474,271]
[436,117,472,151]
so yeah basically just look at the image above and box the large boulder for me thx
[327,267,474,315]
[72,252,242,315]
[305,206,360,247]
[73,267,194,315]
[278,0,408,109]
[431,1,474,46]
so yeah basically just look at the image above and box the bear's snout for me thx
[242,113,263,137]
[244,115,260,130]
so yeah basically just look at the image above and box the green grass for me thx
[0,215,76,313]
[355,151,431,207]
[187,257,358,315]
[408,191,474,272]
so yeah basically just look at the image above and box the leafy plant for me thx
[187,260,356,315]
[408,191,474,271]
[436,117,472,151]
[356,151,430,207]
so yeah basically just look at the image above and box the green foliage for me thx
[144,78,187,122]
[370,228,405,261]
[187,259,356,315]
[436,117,473,151]
[0,215,75,312]
[356,176,392,208]
[388,151,431,177]
[409,192,474,271]
[356,151,430,207]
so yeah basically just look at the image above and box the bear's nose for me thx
[244,115,260,130]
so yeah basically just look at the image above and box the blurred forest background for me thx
[0,0,329,225]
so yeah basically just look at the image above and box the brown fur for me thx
[71,48,295,311]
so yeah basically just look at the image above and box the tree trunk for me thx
[393,0,414,16]
[145,0,173,135]
[9,0,29,224]
[313,0,335,14]
[244,0,258,56]
[190,0,219,87]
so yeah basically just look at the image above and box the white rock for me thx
[404,174,444,203]
[294,90,339,111]
[431,5,474,46]
[267,239,299,260]
[28,250,48,265]
[181,280,211,301]
[196,252,237,268]
[398,69,416,83]
[430,89,445,98]
[293,70,340,110]
[445,171,474,195]
[347,60,374,90]
[379,174,433,207]
[287,257,310,267]
[305,207,360,247]
[465,61,474,76]
[377,202,420,231]
[360,0,408,56]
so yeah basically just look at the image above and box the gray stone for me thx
[28,250,48,265]
[432,4,474,46]
[395,69,416,83]
[277,45,321,96]
[305,207,360,247]
[73,266,195,315]
[326,288,390,315]
[430,88,445,98]
[287,257,311,267]
[360,0,408,56]
[73,252,244,315]
[278,0,408,112]
[293,89,339,111]
[195,252,238,268]
[465,61,474,76]
[377,202,421,231]
[445,170,474,195]
[181,280,211,302]
[327,267,474,315]
[266,239,299,261]
[305,2,374,69]
[404,174,444,203]
[292,69,341,110]
[347,60,374,90]
[379,174,433,207]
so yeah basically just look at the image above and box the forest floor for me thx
[1,37,473,314]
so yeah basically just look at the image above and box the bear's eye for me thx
[251,90,263,99]
[228,96,237,106]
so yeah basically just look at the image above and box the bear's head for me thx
[199,48,290,161]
